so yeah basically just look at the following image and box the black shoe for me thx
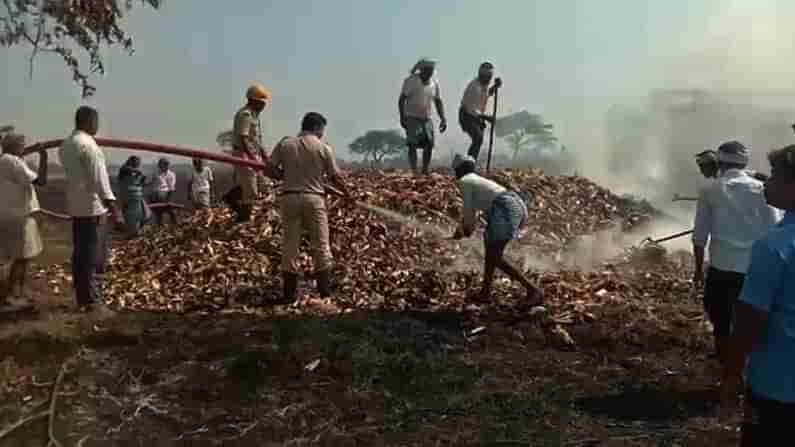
[316,270,333,298]
[274,272,298,305]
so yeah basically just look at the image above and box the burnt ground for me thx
[0,212,744,446]
[1,277,741,447]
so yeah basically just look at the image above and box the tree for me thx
[0,0,163,98]
[495,111,558,161]
[349,129,406,166]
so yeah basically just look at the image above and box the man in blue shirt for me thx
[721,144,795,445]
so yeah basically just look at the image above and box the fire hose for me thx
[22,138,268,221]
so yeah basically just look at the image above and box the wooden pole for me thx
[486,86,500,173]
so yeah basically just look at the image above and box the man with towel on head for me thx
[459,62,502,162]
[0,133,47,312]
[692,141,782,373]
[399,58,447,176]
[450,154,543,305]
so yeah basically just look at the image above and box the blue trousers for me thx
[71,217,109,306]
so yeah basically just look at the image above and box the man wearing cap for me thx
[459,62,502,162]
[692,141,783,372]
[450,154,543,304]
[263,112,352,304]
[399,58,447,176]
[230,83,270,222]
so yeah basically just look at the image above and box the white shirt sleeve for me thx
[83,142,116,202]
[11,156,38,185]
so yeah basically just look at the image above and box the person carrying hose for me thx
[459,62,502,162]
[0,133,47,312]
[262,112,352,304]
[228,83,271,222]
[59,106,119,314]
[450,154,543,305]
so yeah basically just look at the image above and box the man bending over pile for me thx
[720,144,795,445]
[264,112,352,304]
[450,154,543,305]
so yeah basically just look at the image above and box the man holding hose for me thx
[450,154,543,305]
[229,83,271,222]
[0,133,47,311]
[60,106,119,314]
[263,112,352,304]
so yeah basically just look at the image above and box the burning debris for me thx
[41,169,697,344]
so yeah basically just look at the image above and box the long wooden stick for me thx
[486,86,500,173]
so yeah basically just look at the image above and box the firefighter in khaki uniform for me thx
[263,112,352,304]
[230,83,270,222]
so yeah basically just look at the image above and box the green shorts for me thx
[404,117,435,148]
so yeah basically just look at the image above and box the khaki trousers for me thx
[279,193,333,273]
[235,166,259,204]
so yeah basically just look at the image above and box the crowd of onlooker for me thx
[115,155,216,237]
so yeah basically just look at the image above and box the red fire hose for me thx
[22,138,265,220]
[23,138,265,169]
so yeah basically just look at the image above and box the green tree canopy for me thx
[495,111,558,161]
[349,129,406,165]
[1,0,163,97]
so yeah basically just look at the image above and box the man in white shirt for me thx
[692,140,783,369]
[399,58,447,176]
[451,154,542,304]
[149,158,178,224]
[188,158,215,209]
[0,133,47,310]
[459,62,502,162]
[59,106,118,312]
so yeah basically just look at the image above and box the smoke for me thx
[564,1,795,220]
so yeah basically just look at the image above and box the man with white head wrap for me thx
[459,62,502,161]
[692,140,783,374]
[450,154,542,304]
[399,57,447,176]
[0,133,47,311]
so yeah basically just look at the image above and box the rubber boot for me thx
[316,270,332,298]
[277,272,298,304]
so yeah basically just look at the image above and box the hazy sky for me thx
[2,0,794,167]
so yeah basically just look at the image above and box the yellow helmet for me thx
[246,83,271,103]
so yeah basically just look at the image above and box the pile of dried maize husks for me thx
[44,169,701,345]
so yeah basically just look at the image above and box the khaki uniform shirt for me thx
[233,105,261,175]
[270,133,340,195]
